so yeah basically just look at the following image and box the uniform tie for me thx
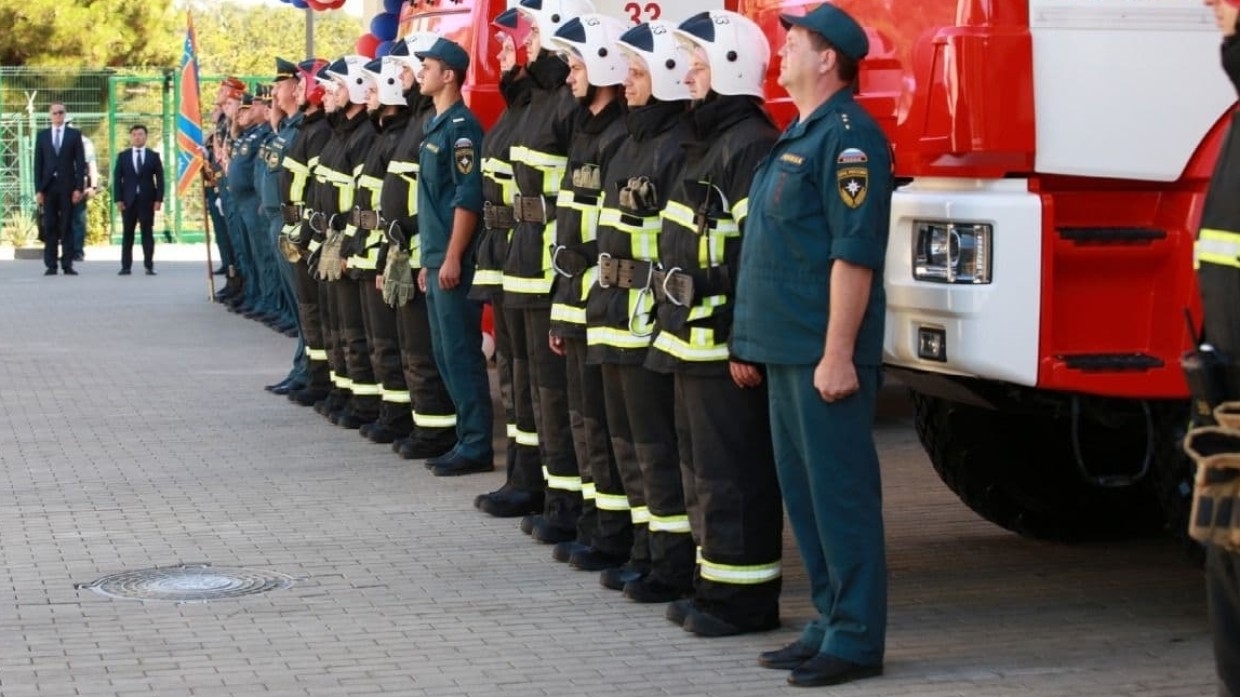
[53,128,61,153]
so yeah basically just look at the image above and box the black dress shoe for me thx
[431,453,494,477]
[787,655,882,688]
[425,450,456,468]
[758,641,820,670]
[145,268,156,276]
[44,268,57,276]
[666,598,694,627]
[477,488,544,518]
[265,378,292,393]
[552,540,590,563]
[73,253,84,262]
[531,518,576,544]
[569,547,628,572]
[118,269,131,276]
[683,605,779,638]
[600,564,645,592]
[271,382,301,396]
[63,268,78,275]
[623,577,690,604]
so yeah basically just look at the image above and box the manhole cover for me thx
[79,564,294,602]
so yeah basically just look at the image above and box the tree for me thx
[187,1,363,78]
[0,0,179,67]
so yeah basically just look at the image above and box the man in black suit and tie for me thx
[33,102,86,275]
[113,124,165,275]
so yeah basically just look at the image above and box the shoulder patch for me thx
[454,137,475,175]
[837,148,868,209]
[779,152,805,167]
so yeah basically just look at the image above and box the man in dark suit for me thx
[112,124,165,275]
[33,102,86,275]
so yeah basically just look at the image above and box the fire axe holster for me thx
[1183,401,1240,552]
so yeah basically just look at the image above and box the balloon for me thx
[356,33,381,59]
[322,0,347,8]
[375,40,396,58]
[290,0,309,7]
[383,0,406,15]
[305,0,329,10]
[370,12,399,41]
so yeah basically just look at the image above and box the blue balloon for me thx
[370,12,399,41]
[383,0,406,15]
[290,0,308,7]
[375,40,397,58]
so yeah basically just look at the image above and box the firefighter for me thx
[495,0,588,545]
[584,20,694,603]
[473,9,544,514]
[646,10,784,638]
[317,56,381,429]
[731,4,890,687]
[341,56,416,445]
[382,35,460,461]
[544,14,633,570]
[284,58,335,409]
[415,38,495,477]
[1183,3,1240,696]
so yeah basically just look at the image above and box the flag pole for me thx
[176,10,214,299]
[202,176,216,299]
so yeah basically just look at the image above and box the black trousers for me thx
[359,276,406,426]
[42,186,74,271]
[1210,545,1240,697]
[600,362,692,590]
[319,279,346,401]
[676,371,783,627]
[293,259,329,389]
[120,199,156,271]
[503,305,546,492]
[395,282,456,440]
[491,295,521,479]
[525,308,580,531]
[337,275,379,419]
[565,337,630,557]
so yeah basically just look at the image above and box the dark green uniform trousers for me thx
[767,363,887,667]
[425,266,493,463]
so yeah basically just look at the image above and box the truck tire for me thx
[1150,404,1205,563]
[911,391,1166,541]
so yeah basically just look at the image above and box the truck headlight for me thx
[913,221,992,284]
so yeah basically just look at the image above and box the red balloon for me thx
[323,0,347,8]
[356,33,381,58]
[305,0,329,9]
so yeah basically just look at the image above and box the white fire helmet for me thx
[389,31,439,76]
[517,0,596,48]
[325,54,373,105]
[364,57,406,106]
[617,20,690,102]
[674,10,769,98]
[549,14,629,87]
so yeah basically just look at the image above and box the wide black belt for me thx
[550,241,597,278]
[349,208,383,231]
[280,203,304,225]
[483,202,516,230]
[514,195,554,224]
[597,255,654,290]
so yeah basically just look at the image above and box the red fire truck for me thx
[399,0,1238,544]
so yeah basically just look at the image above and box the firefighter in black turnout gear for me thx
[545,14,634,572]
[382,35,459,460]
[585,21,695,603]
[648,11,784,637]
[1183,4,1240,695]
[474,9,544,517]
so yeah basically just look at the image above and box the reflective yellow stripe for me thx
[317,165,354,186]
[305,347,328,361]
[1196,228,1240,269]
[389,159,420,175]
[595,491,630,512]
[651,330,729,363]
[307,238,321,253]
[506,423,518,439]
[308,155,321,170]
[588,325,650,350]
[550,303,585,325]
[350,381,381,397]
[358,174,384,192]
[512,145,569,169]
[732,197,749,225]
[542,466,583,492]
[481,157,513,177]
[648,513,691,534]
[413,411,457,428]
[581,481,596,501]
[352,163,365,178]
[334,375,354,390]
[661,200,697,231]
[285,158,311,175]
[630,505,650,525]
[474,269,504,286]
[381,388,411,404]
[699,556,782,585]
[515,428,539,447]
[502,274,554,294]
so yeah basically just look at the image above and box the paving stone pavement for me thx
[0,258,1220,697]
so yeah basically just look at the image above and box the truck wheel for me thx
[1150,405,1205,563]
[910,391,1165,541]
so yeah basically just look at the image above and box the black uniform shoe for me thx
[290,387,329,406]
[63,268,78,275]
[475,483,511,509]
[431,453,494,477]
[757,641,819,670]
[366,425,403,445]
[666,598,694,626]
[265,378,291,393]
[401,436,456,462]
[600,564,645,592]
[786,655,882,688]
[477,488,544,518]
[623,577,690,604]
[44,268,57,276]
[425,450,457,468]
[271,381,302,396]
[569,547,628,572]
[392,436,409,454]
[552,540,590,563]
[335,410,375,430]
[145,268,157,276]
[519,514,540,535]
[531,519,576,544]
[118,269,131,276]
[684,605,780,638]
[359,422,375,438]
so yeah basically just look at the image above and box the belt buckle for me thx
[597,253,613,288]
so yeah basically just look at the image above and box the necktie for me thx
[53,129,60,153]
[137,149,143,170]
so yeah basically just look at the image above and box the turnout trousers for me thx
[565,336,630,557]
[336,274,380,420]
[502,306,547,493]
[294,258,330,390]
[319,278,348,405]
[675,371,783,629]
[395,283,457,442]
[766,363,887,667]
[524,307,580,532]
[599,363,693,592]
[425,266,493,463]
[360,276,412,432]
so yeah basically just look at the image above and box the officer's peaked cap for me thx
[416,37,470,74]
[779,3,869,61]
[273,57,298,82]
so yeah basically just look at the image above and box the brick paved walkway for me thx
[0,258,1218,696]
